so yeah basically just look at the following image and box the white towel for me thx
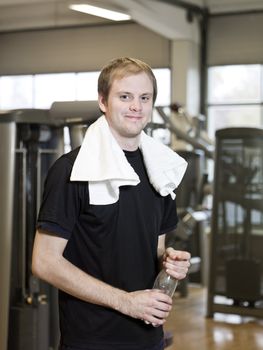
[140,132,187,198]
[70,116,187,205]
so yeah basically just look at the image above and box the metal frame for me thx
[0,122,16,350]
[207,127,263,318]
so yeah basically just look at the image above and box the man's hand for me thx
[118,289,172,327]
[162,247,191,280]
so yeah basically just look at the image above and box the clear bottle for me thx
[144,269,178,326]
[153,269,178,298]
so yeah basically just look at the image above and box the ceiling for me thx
[0,0,263,34]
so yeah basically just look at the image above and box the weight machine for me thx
[207,127,263,318]
[154,104,214,293]
[0,101,100,350]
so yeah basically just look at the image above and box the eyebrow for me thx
[117,91,153,96]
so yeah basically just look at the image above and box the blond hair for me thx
[98,57,157,104]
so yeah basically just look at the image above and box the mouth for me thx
[125,114,143,121]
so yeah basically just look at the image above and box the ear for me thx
[98,94,107,113]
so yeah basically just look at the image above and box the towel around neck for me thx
[70,116,187,205]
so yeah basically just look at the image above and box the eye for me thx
[141,95,151,103]
[119,93,131,101]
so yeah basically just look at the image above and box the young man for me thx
[32,57,191,350]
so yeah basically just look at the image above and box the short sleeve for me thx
[160,194,178,234]
[37,221,71,239]
[37,152,87,239]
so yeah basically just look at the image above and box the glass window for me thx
[152,69,171,144]
[207,65,263,139]
[0,68,170,109]
[76,72,100,101]
[0,69,171,143]
[154,68,171,106]
[208,65,261,104]
[34,73,76,109]
[0,75,33,110]
[208,105,262,139]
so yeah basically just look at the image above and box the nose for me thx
[129,98,142,112]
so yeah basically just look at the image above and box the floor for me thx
[164,285,263,350]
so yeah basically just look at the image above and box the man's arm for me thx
[157,233,166,259]
[32,229,172,326]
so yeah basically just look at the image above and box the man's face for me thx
[98,72,154,149]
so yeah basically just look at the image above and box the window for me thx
[75,72,100,101]
[0,69,171,144]
[207,64,263,139]
[34,73,76,108]
[0,69,170,110]
[0,75,33,110]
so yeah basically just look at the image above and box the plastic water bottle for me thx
[144,269,178,326]
[153,269,178,298]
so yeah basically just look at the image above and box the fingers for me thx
[165,247,191,261]
[142,290,172,326]
[143,304,170,327]
[125,289,172,327]
[164,259,190,279]
[163,248,191,280]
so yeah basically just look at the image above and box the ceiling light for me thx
[69,4,131,21]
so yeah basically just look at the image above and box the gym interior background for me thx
[0,1,262,349]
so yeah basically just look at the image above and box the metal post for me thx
[0,122,16,350]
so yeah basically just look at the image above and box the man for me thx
[32,57,191,350]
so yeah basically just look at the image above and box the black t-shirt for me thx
[38,147,178,349]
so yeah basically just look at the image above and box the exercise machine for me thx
[0,101,100,350]
[207,127,263,318]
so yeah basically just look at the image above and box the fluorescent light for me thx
[69,4,131,21]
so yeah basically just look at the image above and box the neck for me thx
[117,136,140,151]
[109,128,141,151]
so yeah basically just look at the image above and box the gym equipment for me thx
[155,104,214,159]
[207,127,263,318]
[155,105,212,292]
[0,102,100,350]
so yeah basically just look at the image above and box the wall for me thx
[0,22,170,75]
[207,12,263,66]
